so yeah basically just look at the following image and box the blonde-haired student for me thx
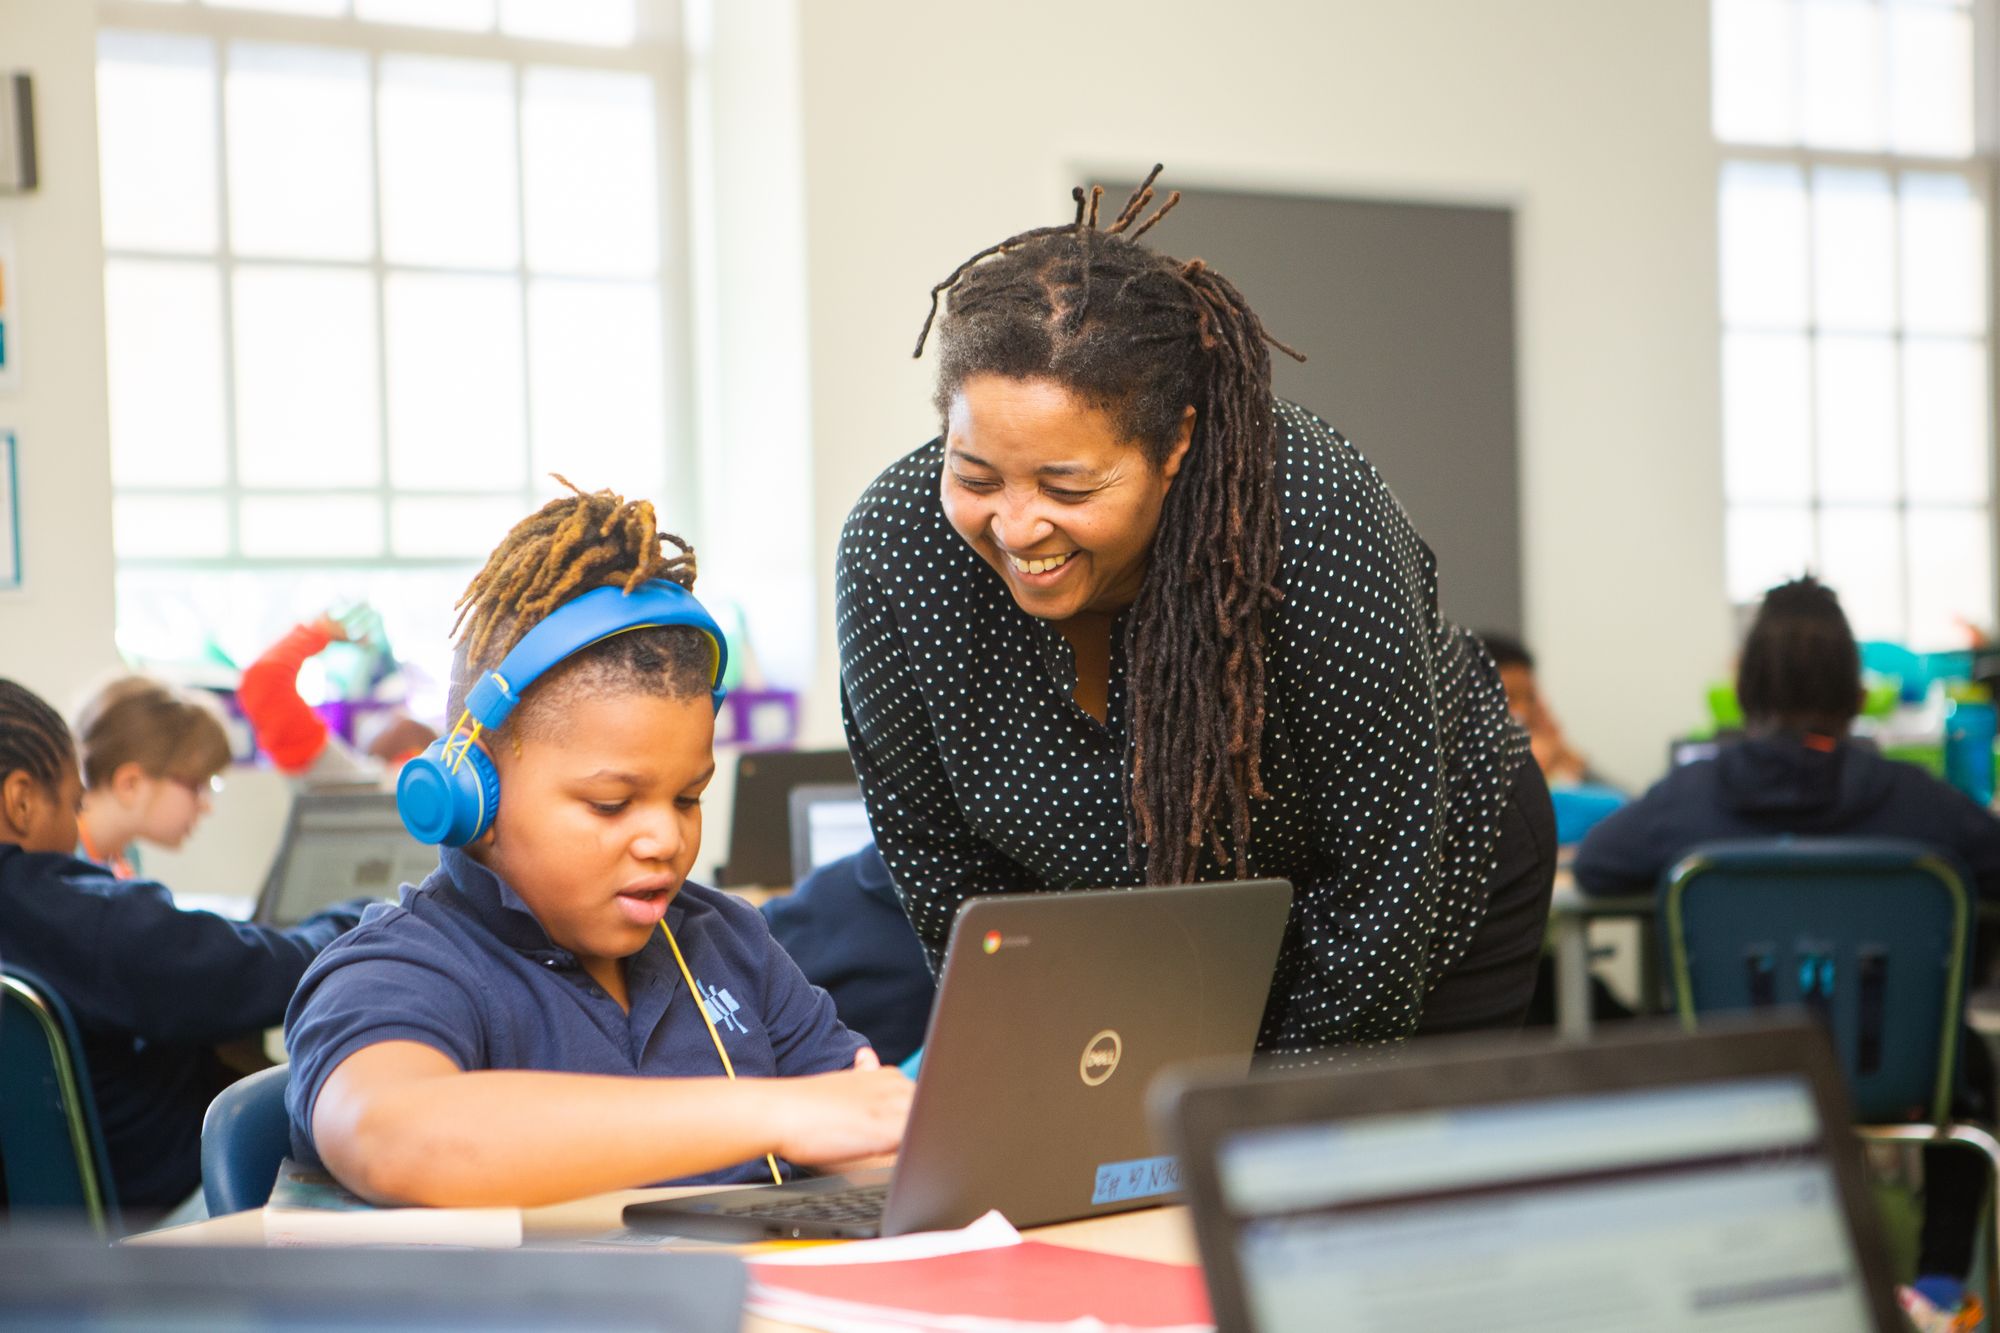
[73,675,231,878]
[285,481,912,1207]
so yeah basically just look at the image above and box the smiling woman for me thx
[837,169,1557,1053]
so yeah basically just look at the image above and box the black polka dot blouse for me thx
[835,400,1527,1051]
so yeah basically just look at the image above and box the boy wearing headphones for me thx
[285,483,912,1206]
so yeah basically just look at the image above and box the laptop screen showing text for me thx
[262,797,437,925]
[1216,1077,1872,1332]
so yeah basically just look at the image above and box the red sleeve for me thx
[239,623,334,774]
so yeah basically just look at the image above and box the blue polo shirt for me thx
[284,846,866,1185]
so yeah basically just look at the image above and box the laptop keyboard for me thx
[713,1182,888,1225]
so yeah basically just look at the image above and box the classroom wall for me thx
[0,3,122,713]
[789,0,1730,792]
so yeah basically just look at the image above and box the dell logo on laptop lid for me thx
[1080,1030,1123,1086]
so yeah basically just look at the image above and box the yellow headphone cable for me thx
[660,918,785,1186]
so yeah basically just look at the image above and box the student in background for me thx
[72,675,232,879]
[1573,576,2000,1322]
[0,678,368,1220]
[237,613,436,785]
[287,481,912,1208]
[1573,577,2000,899]
[762,843,936,1066]
[1479,632,1603,789]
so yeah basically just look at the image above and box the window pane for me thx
[1904,337,1989,504]
[1889,0,1974,156]
[1901,173,1986,336]
[1712,0,1795,144]
[1817,507,1904,641]
[233,267,382,487]
[113,495,230,557]
[1720,162,1809,329]
[1908,508,1994,646]
[522,68,658,277]
[356,0,495,29]
[391,496,524,557]
[1801,0,1887,150]
[1815,336,1897,504]
[1728,506,1816,603]
[240,495,384,557]
[1723,332,1812,503]
[500,0,635,46]
[385,272,525,490]
[528,279,664,500]
[1811,169,1894,333]
[379,55,519,268]
[104,260,229,488]
[226,42,373,261]
[97,32,218,253]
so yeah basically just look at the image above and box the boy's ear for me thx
[1,770,40,840]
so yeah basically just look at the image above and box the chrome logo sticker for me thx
[1080,1029,1122,1086]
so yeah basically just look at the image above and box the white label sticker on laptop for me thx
[1092,1155,1180,1206]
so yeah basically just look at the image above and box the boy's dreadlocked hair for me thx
[917,165,1304,886]
[446,476,712,731]
[0,678,77,791]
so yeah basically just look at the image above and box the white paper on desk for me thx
[748,1210,1020,1266]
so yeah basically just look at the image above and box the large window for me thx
[1713,0,1993,646]
[97,0,680,713]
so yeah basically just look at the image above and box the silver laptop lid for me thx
[785,782,870,884]
[253,791,437,926]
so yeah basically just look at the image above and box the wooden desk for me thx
[129,1189,1200,1332]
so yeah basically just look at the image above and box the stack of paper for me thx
[747,1212,1213,1332]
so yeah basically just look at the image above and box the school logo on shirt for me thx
[698,979,751,1035]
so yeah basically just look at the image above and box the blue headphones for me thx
[396,580,729,847]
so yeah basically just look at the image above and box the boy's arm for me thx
[310,1041,912,1207]
[238,622,336,774]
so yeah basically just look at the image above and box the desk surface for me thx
[130,1187,1199,1332]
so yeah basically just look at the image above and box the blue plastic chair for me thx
[200,1064,292,1216]
[0,966,122,1235]
[1660,837,2000,1296]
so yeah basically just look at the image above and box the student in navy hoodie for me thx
[1574,576,2000,1318]
[1574,576,2000,900]
[0,678,367,1219]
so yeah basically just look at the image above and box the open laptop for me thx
[251,791,438,926]
[719,747,857,887]
[0,1239,744,1331]
[1153,1020,1900,1333]
[626,878,1294,1240]
[786,781,871,883]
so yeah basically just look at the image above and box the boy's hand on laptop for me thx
[773,1065,913,1168]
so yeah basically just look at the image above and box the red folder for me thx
[748,1240,1213,1330]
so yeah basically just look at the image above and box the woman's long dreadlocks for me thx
[448,476,708,727]
[918,165,1304,885]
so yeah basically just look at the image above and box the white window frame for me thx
[95,0,696,584]
[1714,0,2000,645]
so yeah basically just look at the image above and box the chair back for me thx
[0,967,121,1234]
[200,1064,292,1216]
[1660,837,1968,1124]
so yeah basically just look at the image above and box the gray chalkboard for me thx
[1114,182,1523,636]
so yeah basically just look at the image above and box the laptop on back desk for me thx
[626,877,1293,1240]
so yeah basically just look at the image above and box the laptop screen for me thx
[1214,1075,1874,1331]
[260,795,437,925]
[804,796,872,870]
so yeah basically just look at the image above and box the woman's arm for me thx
[312,1041,913,1207]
